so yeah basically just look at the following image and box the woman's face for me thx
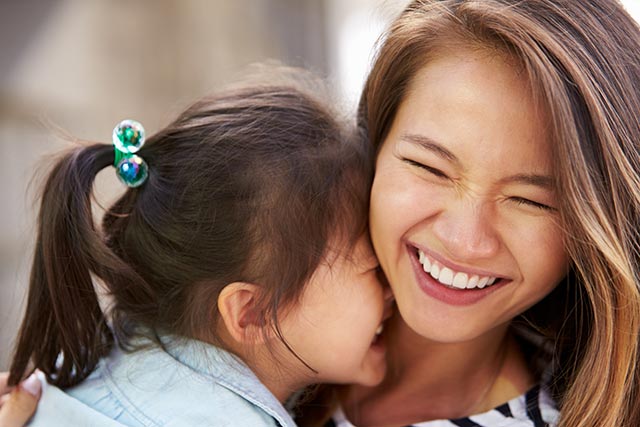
[370,49,569,343]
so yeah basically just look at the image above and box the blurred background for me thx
[1,0,639,370]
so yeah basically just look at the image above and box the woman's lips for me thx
[407,245,510,306]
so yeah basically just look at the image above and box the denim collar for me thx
[159,335,297,427]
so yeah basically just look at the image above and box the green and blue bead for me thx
[112,119,149,188]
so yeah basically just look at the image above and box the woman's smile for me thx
[409,243,510,306]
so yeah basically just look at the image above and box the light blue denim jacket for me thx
[28,337,297,427]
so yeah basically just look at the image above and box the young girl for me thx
[7,69,392,426]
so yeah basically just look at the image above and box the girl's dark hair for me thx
[9,68,373,388]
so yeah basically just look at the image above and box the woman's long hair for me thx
[359,1,640,426]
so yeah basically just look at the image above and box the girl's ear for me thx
[218,282,266,344]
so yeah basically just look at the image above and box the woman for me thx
[320,1,640,426]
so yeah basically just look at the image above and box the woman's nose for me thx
[432,199,501,261]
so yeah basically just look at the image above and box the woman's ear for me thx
[218,282,266,344]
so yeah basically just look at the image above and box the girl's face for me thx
[370,50,569,343]
[278,235,392,387]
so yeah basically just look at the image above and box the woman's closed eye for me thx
[402,156,556,212]
[403,158,449,179]
[510,196,556,212]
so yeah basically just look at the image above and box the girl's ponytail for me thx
[9,144,127,388]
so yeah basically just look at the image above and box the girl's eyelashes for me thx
[511,196,556,212]
[361,263,381,275]
[403,158,449,179]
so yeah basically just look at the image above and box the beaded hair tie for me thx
[112,119,149,188]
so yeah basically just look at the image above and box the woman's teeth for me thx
[418,249,497,290]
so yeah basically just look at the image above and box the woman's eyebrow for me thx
[498,173,555,190]
[400,133,460,165]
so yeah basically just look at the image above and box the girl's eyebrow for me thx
[400,133,460,165]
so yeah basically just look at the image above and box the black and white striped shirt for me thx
[328,385,558,427]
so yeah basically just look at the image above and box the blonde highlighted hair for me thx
[360,1,640,426]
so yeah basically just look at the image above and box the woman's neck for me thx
[340,312,534,426]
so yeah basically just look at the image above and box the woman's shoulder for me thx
[330,385,558,427]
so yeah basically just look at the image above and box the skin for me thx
[265,235,393,400]
[0,373,40,427]
[341,48,569,426]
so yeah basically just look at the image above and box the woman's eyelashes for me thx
[510,196,556,212]
[403,157,556,212]
[403,158,449,179]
